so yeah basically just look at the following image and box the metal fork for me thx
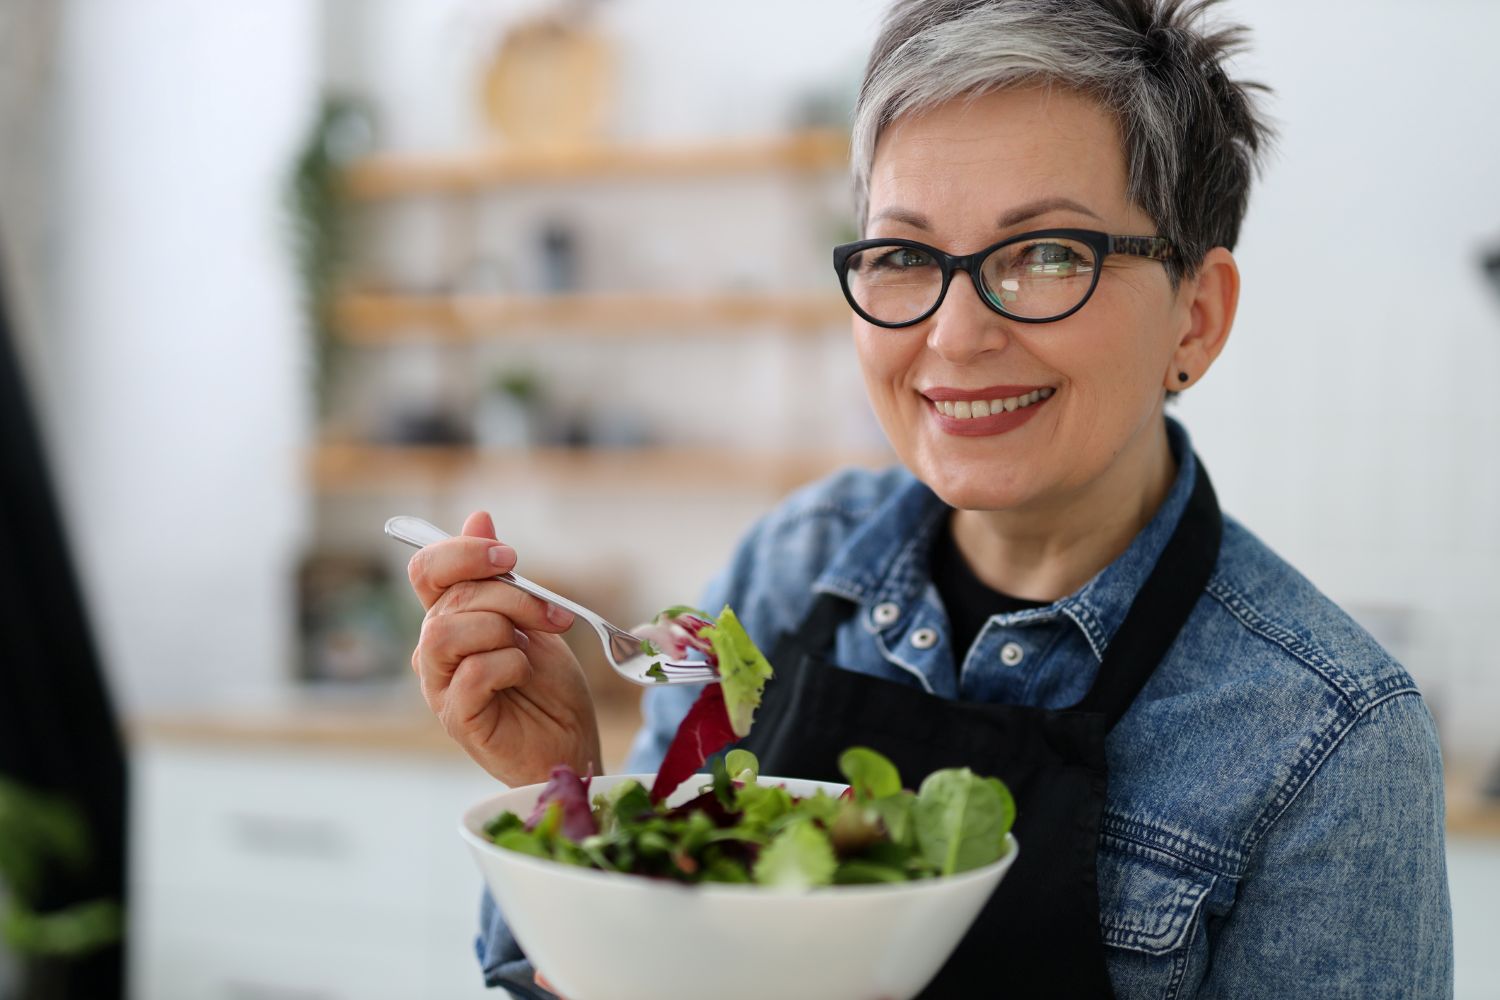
[385,515,717,687]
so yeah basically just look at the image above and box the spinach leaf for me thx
[838,746,902,802]
[912,767,1016,876]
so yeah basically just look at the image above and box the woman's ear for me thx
[1166,247,1239,391]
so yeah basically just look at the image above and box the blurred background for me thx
[0,0,1496,997]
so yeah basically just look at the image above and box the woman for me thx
[406,1,1453,996]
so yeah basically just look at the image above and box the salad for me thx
[483,606,1016,887]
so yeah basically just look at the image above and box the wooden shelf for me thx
[333,291,850,342]
[342,129,849,199]
[309,443,891,495]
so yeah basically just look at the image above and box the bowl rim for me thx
[460,772,1019,898]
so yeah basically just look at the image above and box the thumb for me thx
[460,510,497,540]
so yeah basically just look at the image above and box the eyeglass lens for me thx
[845,237,1098,325]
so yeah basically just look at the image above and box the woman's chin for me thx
[910,458,1037,512]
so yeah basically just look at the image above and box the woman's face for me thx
[859,85,1193,513]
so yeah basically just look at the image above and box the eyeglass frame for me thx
[832,228,1176,328]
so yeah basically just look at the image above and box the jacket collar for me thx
[813,417,1199,663]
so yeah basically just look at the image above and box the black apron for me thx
[737,460,1222,1000]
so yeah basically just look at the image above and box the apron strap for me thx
[1071,459,1222,728]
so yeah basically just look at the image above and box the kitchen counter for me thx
[1445,763,1500,840]
[131,695,646,772]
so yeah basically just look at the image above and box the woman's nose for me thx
[924,271,1013,363]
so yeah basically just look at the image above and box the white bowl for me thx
[460,773,1019,1000]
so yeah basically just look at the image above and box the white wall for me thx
[1181,0,1500,758]
[48,0,319,712]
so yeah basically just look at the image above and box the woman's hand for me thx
[407,511,602,786]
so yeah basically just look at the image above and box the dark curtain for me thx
[0,245,127,996]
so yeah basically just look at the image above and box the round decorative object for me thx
[480,10,612,148]
[1000,642,1025,666]
[872,602,901,627]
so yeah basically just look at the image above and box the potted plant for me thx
[0,778,122,1000]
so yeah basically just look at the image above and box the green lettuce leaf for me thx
[724,749,759,783]
[753,818,837,889]
[702,606,774,737]
[832,859,909,884]
[869,790,917,848]
[734,781,792,829]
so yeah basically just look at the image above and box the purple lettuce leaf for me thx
[525,764,598,841]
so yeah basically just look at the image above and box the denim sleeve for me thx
[1196,692,1453,999]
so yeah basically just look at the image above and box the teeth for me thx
[935,388,1053,420]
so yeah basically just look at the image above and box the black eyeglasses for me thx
[833,228,1174,328]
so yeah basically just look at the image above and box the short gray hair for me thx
[852,0,1274,282]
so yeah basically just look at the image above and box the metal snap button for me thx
[872,602,900,627]
[910,628,939,650]
[1000,641,1025,666]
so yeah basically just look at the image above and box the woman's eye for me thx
[870,247,934,270]
[1019,242,1089,274]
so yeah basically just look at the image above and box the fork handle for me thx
[384,515,595,623]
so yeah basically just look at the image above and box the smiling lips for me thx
[924,385,1055,436]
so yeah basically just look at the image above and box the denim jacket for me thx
[479,418,1453,999]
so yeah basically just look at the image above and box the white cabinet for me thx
[1449,836,1500,1000]
[129,739,506,1000]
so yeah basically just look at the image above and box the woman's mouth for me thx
[924,386,1054,436]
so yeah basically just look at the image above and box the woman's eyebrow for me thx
[998,197,1103,228]
[868,207,931,230]
[869,198,1104,233]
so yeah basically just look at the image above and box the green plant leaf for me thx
[912,768,1015,876]
[493,829,549,859]
[753,819,837,889]
[838,746,902,802]
[734,782,792,830]
[702,606,774,738]
[832,859,908,884]
[724,749,759,783]
[869,790,917,847]
[1,899,122,957]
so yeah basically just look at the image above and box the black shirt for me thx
[929,513,1047,657]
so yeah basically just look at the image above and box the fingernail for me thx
[488,545,514,568]
[547,604,574,628]
[514,629,530,650]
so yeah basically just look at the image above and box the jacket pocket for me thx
[1097,845,1213,956]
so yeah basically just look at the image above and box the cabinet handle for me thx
[227,813,349,860]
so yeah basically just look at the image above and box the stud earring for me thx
[1177,372,1189,384]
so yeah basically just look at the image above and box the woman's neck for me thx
[950,420,1178,602]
